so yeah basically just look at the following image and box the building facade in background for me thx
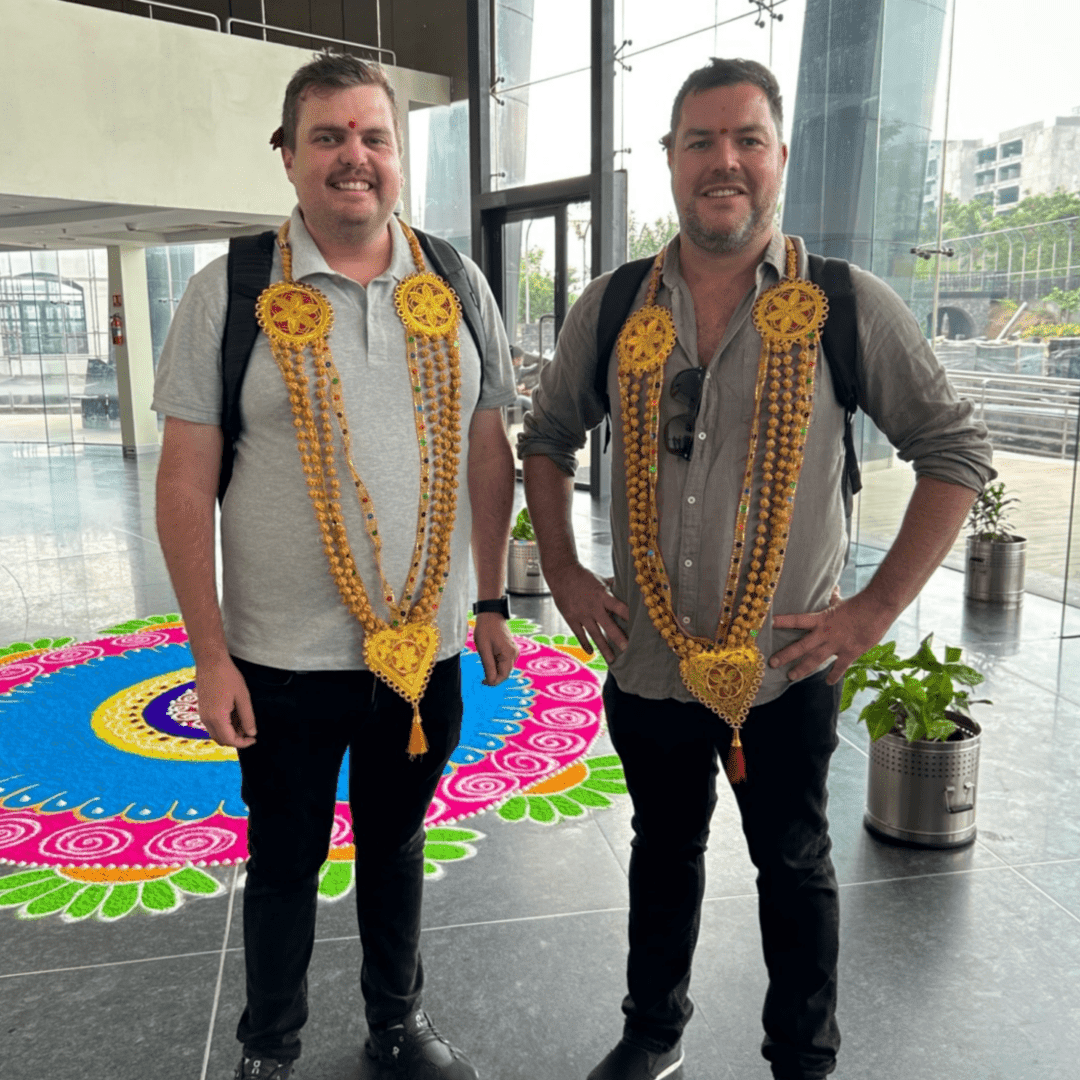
[923,109,1080,218]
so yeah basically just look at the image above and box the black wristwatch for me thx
[472,595,511,619]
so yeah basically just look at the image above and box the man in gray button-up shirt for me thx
[519,59,993,1080]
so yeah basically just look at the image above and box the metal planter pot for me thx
[864,711,981,849]
[507,539,548,595]
[964,535,1026,607]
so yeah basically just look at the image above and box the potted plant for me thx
[507,508,548,595]
[964,481,1026,607]
[842,635,990,849]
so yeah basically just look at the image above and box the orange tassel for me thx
[407,705,429,759]
[727,728,746,784]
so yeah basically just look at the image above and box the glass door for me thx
[487,199,592,486]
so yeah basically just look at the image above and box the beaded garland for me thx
[616,237,828,783]
[255,219,464,757]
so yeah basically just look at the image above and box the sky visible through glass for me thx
[523,0,1078,230]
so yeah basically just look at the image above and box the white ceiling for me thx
[0,194,283,251]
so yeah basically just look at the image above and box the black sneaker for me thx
[233,1054,294,1079]
[586,1039,684,1080]
[364,1009,479,1079]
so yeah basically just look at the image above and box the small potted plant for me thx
[842,634,990,849]
[507,508,548,595]
[965,481,1025,606]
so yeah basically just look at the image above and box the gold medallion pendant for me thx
[617,304,677,374]
[363,623,442,757]
[679,645,765,784]
[679,645,765,726]
[256,281,334,349]
[751,279,828,346]
[395,273,462,340]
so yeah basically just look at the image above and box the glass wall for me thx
[0,249,110,446]
[491,0,591,190]
[840,0,1080,613]
[0,242,225,448]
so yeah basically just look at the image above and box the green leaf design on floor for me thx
[423,827,484,878]
[315,827,486,899]
[529,633,609,673]
[98,614,183,634]
[0,636,74,660]
[497,754,628,825]
[0,865,225,921]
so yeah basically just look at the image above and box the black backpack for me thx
[217,227,487,504]
[593,253,864,507]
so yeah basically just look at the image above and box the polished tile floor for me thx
[1,442,1079,1080]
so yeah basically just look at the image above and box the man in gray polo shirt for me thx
[519,59,994,1080]
[154,54,517,1080]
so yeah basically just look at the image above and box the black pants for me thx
[604,670,842,1080]
[233,654,463,1063]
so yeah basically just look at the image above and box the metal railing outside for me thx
[130,0,219,31]
[78,1,395,67]
[224,19,395,67]
[947,369,1080,459]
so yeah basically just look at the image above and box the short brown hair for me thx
[661,57,783,149]
[281,52,400,153]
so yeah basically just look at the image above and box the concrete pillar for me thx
[106,245,159,458]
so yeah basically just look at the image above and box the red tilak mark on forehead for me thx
[720,128,729,134]
[348,120,357,129]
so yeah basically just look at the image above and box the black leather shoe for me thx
[233,1054,294,1079]
[364,1010,479,1079]
[586,1039,684,1080]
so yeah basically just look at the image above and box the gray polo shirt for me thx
[518,231,996,706]
[153,209,516,670]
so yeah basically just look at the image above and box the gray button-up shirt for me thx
[153,209,516,670]
[518,232,995,706]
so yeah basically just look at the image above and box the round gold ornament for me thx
[751,279,828,347]
[616,304,677,374]
[394,272,462,340]
[256,281,333,348]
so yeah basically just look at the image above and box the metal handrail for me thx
[134,0,220,31]
[225,18,396,66]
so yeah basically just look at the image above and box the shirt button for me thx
[684,559,693,567]
[682,616,691,624]
[687,496,696,505]
[698,431,707,440]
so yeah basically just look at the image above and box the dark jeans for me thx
[233,654,463,1063]
[604,670,842,1080]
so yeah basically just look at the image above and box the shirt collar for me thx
[286,207,417,284]
[660,228,790,295]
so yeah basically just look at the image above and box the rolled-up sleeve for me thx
[852,266,996,492]
[517,274,611,474]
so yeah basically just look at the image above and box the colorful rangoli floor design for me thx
[0,616,625,921]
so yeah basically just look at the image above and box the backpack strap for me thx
[806,253,863,501]
[413,227,487,401]
[594,256,655,413]
[219,230,276,504]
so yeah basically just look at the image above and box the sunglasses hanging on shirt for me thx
[664,365,707,460]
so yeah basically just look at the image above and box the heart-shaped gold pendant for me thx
[364,623,441,704]
[679,645,765,727]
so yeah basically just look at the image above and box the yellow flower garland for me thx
[254,220,464,756]
[617,237,829,782]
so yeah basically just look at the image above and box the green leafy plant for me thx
[510,507,536,542]
[966,481,1020,541]
[841,635,990,743]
